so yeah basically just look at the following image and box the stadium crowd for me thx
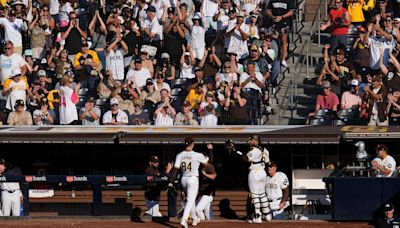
[310,0,400,126]
[0,0,295,126]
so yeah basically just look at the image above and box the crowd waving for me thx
[0,0,295,126]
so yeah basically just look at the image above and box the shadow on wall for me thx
[218,198,239,219]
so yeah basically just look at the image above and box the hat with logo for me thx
[376,144,388,152]
[0,159,5,165]
[267,161,277,167]
[384,202,394,211]
[237,11,245,17]
[38,70,47,77]
[184,137,194,145]
[146,5,156,13]
[228,8,236,14]
[134,57,142,64]
[322,80,331,88]
[24,49,32,57]
[250,44,259,51]
[87,97,95,103]
[146,78,153,86]
[335,48,345,55]
[167,7,175,14]
[350,79,359,86]
[110,97,119,106]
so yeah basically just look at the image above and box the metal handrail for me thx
[278,80,294,123]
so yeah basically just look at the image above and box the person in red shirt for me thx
[307,81,339,123]
[320,0,351,52]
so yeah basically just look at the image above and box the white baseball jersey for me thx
[247,147,270,170]
[376,155,396,177]
[174,151,209,177]
[266,172,289,200]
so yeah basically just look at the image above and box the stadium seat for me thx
[310,118,332,126]
[76,97,86,109]
[315,109,333,119]
[338,108,358,119]
[78,88,89,96]
[95,98,109,107]
[172,78,187,88]
[389,117,400,126]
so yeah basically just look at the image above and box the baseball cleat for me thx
[192,217,201,226]
[252,216,262,224]
[180,219,188,228]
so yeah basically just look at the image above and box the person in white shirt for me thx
[0,41,28,83]
[240,61,265,93]
[265,161,289,220]
[154,98,176,126]
[143,6,163,41]
[169,137,209,228]
[0,10,27,55]
[200,104,218,127]
[102,98,129,125]
[152,0,171,20]
[59,76,79,125]
[106,33,129,82]
[226,11,250,60]
[0,159,22,216]
[126,57,152,88]
[190,14,206,60]
[2,68,32,112]
[239,0,260,16]
[201,0,219,30]
[153,70,171,92]
[365,22,395,71]
[180,46,196,79]
[372,144,396,177]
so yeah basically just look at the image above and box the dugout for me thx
[0,125,398,219]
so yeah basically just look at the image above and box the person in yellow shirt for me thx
[185,82,206,110]
[2,69,33,111]
[347,0,365,24]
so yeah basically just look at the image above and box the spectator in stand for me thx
[266,0,295,67]
[138,78,161,106]
[387,88,400,120]
[262,36,280,90]
[320,0,351,53]
[308,81,340,122]
[79,97,101,125]
[154,99,176,126]
[62,12,87,62]
[243,44,269,81]
[88,10,108,68]
[190,13,206,60]
[158,52,176,85]
[180,46,196,79]
[33,97,55,125]
[0,41,28,83]
[226,11,250,60]
[73,40,101,94]
[123,17,140,68]
[163,9,186,68]
[97,70,120,99]
[200,104,218,127]
[347,0,365,25]
[2,68,33,112]
[102,98,129,125]
[372,0,392,20]
[364,75,388,126]
[59,76,79,125]
[106,32,128,82]
[223,82,249,124]
[139,47,155,77]
[199,92,219,116]
[7,99,32,125]
[126,57,152,88]
[216,62,238,89]
[142,6,163,58]
[186,82,207,110]
[341,79,362,110]
[129,99,151,125]
[153,70,171,92]
[201,0,219,30]
[174,100,199,125]
[364,16,395,72]
[330,48,357,93]
[0,10,27,55]
[198,46,222,80]
[48,48,73,80]
[28,8,48,60]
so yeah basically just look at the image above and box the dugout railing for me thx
[0,174,167,216]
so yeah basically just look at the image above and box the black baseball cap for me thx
[384,202,394,211]
[146,6,156,13]
[376,144,388,152]
[134,57,142,64]
[149,155,159,162]
[267,161,277,167]
[184,137,194,145]
[249,135,260,142]
[0,159,5,165]
[167,7,175,14]
[15,99,25,107]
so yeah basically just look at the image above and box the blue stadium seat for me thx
[315,109,333,119]
[310,118,332,126]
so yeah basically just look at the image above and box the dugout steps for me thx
[29,190,248,219]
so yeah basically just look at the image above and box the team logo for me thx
[106,176,114,183]
[25,176,33,182]
[66,176,74,183]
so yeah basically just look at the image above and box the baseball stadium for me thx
[0,0,397,227]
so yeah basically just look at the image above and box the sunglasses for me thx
[224,66,231,69]
[43,9,49,11]
[70,17,77,19]
[251,50,258,52]
[5,47,11,50]
[323,87,330,89]
[111,104,118,106]
[134,105,141,107]
[335,1,342,3]
[386,19,392,22]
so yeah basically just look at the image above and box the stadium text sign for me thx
[106,176,128,183]
[25,176,47,182]
[66,176,88,183]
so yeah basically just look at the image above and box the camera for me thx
[225,139,237,155]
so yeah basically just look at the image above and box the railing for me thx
[310,0,331,47]
[278,80,294,123]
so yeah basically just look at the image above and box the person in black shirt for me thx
[123,17,140,69]
[266,0,295,68]
[62,12,88,60]
[195,144,217,221]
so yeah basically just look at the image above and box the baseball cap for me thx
[146,78,153,86]
[228,8,236,14]
[24,49,32,57]
[110,98,119,106]
[195,66,203,72]
[149,155,159,162]
[146,5,156,13]
[205,92,214,98]
[37,70,47,77]
[322,80,331,88]
[134,57,142,64]
[384,202,394,211]
[87,97,95,103]
[376,144,388,152]
[0,159,5,165]
[40,97,48,105]
[167,7,175,14]
[184,52,190,56]
[15,99,25,107]
[372,75,383,82]
[11,68,21,77]
[192,13,201,20]
[335,48,345,55]
[249,135,260,142]
[81,40,89,47]
[250,44,258,51]
[237,11,245,17]
[395,18,400,23]
[350,79,359,86]
[250,12,258,18]
[161,52,170,59]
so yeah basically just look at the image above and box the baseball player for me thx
[238,135,270,223]
[169,137,209,228]
[265,161,289,220]
[196,144,217,221]
[144,155,163,217]
[0,159,22,216]
[372,144,396,178]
